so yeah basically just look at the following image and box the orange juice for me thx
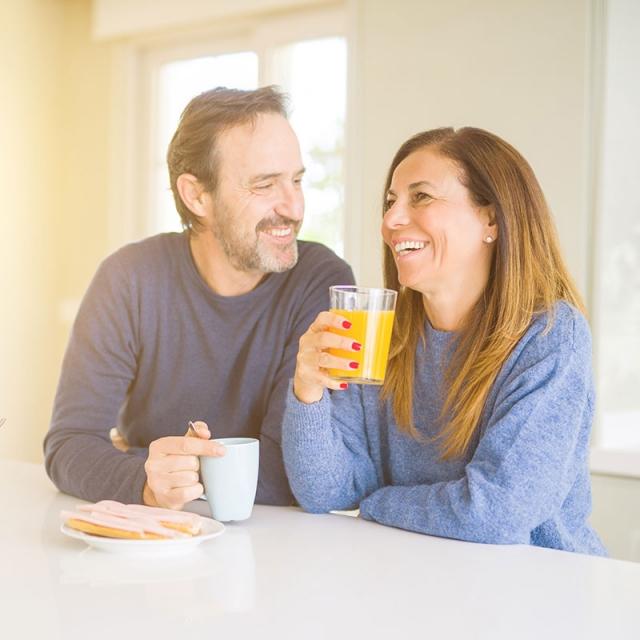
[327,309,395,384]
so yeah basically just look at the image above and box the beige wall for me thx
[57,1,112,302]
[350,0,591,292]
[92,0,330,39]
[0,0,63,462]
[0,0,110,463]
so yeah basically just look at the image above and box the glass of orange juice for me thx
[328,286,397,385]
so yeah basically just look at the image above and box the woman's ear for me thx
[481,205,498,243]
[176,174,209,220]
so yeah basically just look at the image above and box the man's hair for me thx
[167,86,288,230]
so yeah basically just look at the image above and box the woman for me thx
[283,127,606,555]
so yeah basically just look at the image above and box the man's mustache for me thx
[256,215,301,234]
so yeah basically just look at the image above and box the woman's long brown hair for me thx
[380,127,585,459]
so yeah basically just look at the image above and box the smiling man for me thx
[44,86,354,509]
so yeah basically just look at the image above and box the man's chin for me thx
[258,242,298,273]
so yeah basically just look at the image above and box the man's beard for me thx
[211,198,301,274]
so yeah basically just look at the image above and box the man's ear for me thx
[176,174,209,220]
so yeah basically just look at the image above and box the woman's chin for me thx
[398,275,431,297]
[397,273,419,291]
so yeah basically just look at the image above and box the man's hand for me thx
[110,427,130,453]
[143,421,225,509]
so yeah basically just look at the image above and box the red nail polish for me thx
[352,342,361,351]
[342,321,352,329]
[340,383,348,390]
[349,361,359,369]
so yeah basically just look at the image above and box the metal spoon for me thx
[187,420,204,437]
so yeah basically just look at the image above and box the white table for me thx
[1,460,639,639]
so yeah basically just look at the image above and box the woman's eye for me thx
[413,192,432,203]
[384,199,395,211]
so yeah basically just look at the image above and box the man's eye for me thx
[293,177,304,186]
[254,183,274,191]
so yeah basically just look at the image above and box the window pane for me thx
[269,38,347,256]
[597,0,640,450]
[152,52,259,234]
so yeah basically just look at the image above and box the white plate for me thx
[60,516,225,555]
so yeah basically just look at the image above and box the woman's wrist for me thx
[293,378,324,404]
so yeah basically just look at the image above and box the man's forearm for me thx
[44,432,148,504]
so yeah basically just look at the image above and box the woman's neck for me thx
[421,272,488,332]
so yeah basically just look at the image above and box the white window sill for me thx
[590,447,640,479]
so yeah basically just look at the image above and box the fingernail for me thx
[349,361,359,369]
[352,342,361,351]
[340,383,348,390]
[342,321,352,329]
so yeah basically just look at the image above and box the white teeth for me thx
[394,240,426,254]
[265,228,292,237]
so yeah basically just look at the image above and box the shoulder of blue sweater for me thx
[522,300,591,359]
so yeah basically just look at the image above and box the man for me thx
[44,86,354,509]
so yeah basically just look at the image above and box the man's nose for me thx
[276,183,304,221]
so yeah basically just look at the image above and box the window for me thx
[268,37,347,255]
[591,0,640,476]
[152,52,259,234]
[141,9,347,257]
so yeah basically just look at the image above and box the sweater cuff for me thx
[284,379,332,446]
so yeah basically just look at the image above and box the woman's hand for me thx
[293,311,361,404]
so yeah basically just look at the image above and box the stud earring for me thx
[485,236,494,243]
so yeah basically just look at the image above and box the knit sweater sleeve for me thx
[43,253,148,504]
[358,307,594,544]
[282,383,380,512]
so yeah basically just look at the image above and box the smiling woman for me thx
[282,126,606,556]
[380,127,584,458]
